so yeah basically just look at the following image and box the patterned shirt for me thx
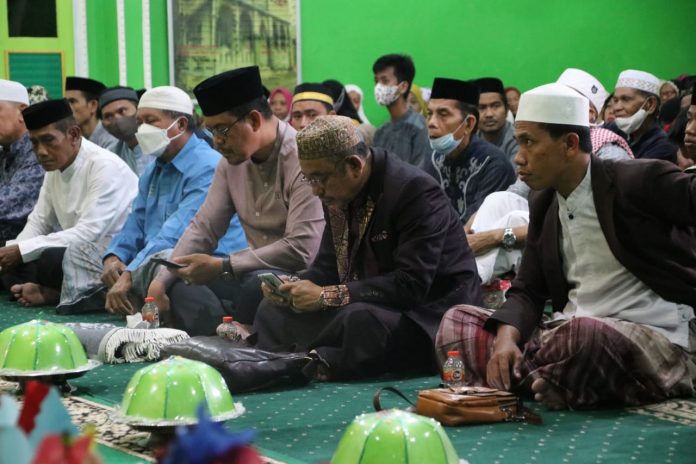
[428,135,516,223]
[0,132,44,242]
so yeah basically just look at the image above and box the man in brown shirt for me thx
[147,66,325,335]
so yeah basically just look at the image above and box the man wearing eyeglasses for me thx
[146,66,325,336]
[254,115,482,380]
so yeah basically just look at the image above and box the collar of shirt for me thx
[0,131,31,164]
[58,138,89,181]
[556,161,592,218]
[250,119,285,170]
[162,133,205,174]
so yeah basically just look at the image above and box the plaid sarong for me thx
[436,305,696,409]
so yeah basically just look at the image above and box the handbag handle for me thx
[373,386,417,412]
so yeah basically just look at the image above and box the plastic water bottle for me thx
[442,350,465,387]
[216,316,241,342]
[141,297,160,329]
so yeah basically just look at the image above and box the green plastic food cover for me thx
[331,409,460,464]
[0,320,88,372]
[120,356,238,423]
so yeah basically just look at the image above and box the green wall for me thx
[299,0,696,126]
[86,0,169,89]
[0,0,75,95]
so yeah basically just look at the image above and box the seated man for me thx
[0,80,44,247]
[57,86,247,314]
[476,77,519,165]
[64,76,117,149]
[289,83,336,131]
[606,69,677,163]
[686,83,696,172]
[467,68,633,285]
[437,83,696,410]
[0,99,138,305]
[254,115,483,380]
[100,86,150,176]
[147,66,325,336]
[424,77,516,224]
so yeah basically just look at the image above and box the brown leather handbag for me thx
[373,386,542,426]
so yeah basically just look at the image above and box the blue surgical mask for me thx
[429,119,468,154]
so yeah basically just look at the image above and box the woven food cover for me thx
[119,356,238,423]
[0,320,88,372]
[331,409,459,464]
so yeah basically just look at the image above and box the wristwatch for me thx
[220,257,234,280]
[501,228,516,251]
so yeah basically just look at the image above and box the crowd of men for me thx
[0,53,694,410]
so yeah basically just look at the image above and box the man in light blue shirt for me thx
[58,86,246,315]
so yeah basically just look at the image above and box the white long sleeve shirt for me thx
[556,164,693,348]
[8,138,138,262]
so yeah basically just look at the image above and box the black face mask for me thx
[104,116,138,141]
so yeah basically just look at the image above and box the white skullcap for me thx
[138,86,193,115]
[0,79,29,105]
[516,83,589,127]
[615,70,660,96]
[557,68,608,113]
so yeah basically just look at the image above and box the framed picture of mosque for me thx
[169,0,298,98]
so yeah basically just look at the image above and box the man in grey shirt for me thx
[64,76,117,149]
[476,77,519,167]
[372,54,431,171]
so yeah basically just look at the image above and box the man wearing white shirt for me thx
[437,83,696,410]
[0,99,138,306]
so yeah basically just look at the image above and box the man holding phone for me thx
[146,66,324,335]
[254,116,482,380]
[56,86,246,314]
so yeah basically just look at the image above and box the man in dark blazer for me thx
[253,115,482,380]
[437,83,696,410]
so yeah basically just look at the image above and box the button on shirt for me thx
[105,134,247,271]
[157,120,324,284]
[557,163,693,347]
[8,138,138,262]
[0,132,44,239]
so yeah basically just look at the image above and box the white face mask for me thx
[615,100,649,135]
[135,119,184,157]
[374,83,401,106]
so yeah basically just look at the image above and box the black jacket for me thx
[487,156,696,342]
[303,148,482,340]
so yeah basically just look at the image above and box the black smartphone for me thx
[151,257,186,269]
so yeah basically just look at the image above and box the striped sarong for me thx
[436,305,696,409]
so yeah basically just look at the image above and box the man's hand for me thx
[105,272,135,315]
[278,280,323,313]
[0,245,22,272]
[486,324,523,391]
[147,280,171,324]
[101,255,126,288]
[261,275,292,308]
[169,254,222,285]
[466,229,503,256]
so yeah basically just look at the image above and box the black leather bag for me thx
[160,336,313,393]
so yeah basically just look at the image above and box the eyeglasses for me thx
[208,112,249,139]
[300,160,345,186]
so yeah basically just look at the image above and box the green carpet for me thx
[1,297,695,463]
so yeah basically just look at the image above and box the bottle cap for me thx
[447,351,460,357]
[223,316,234,322]
[144,297,155,303]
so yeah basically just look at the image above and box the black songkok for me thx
[194,66,264,116]
[430,78,479,105]
[23,98,73,130]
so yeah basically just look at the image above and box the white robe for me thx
[8,138,138,262]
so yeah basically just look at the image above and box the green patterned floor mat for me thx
[1,295,694,463]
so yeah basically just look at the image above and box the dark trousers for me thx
[253,300,435,380]
[168,269,274,336]
[0,247,66,293]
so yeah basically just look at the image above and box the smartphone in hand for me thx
[151,257,186,269]
[258,272,284,291]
